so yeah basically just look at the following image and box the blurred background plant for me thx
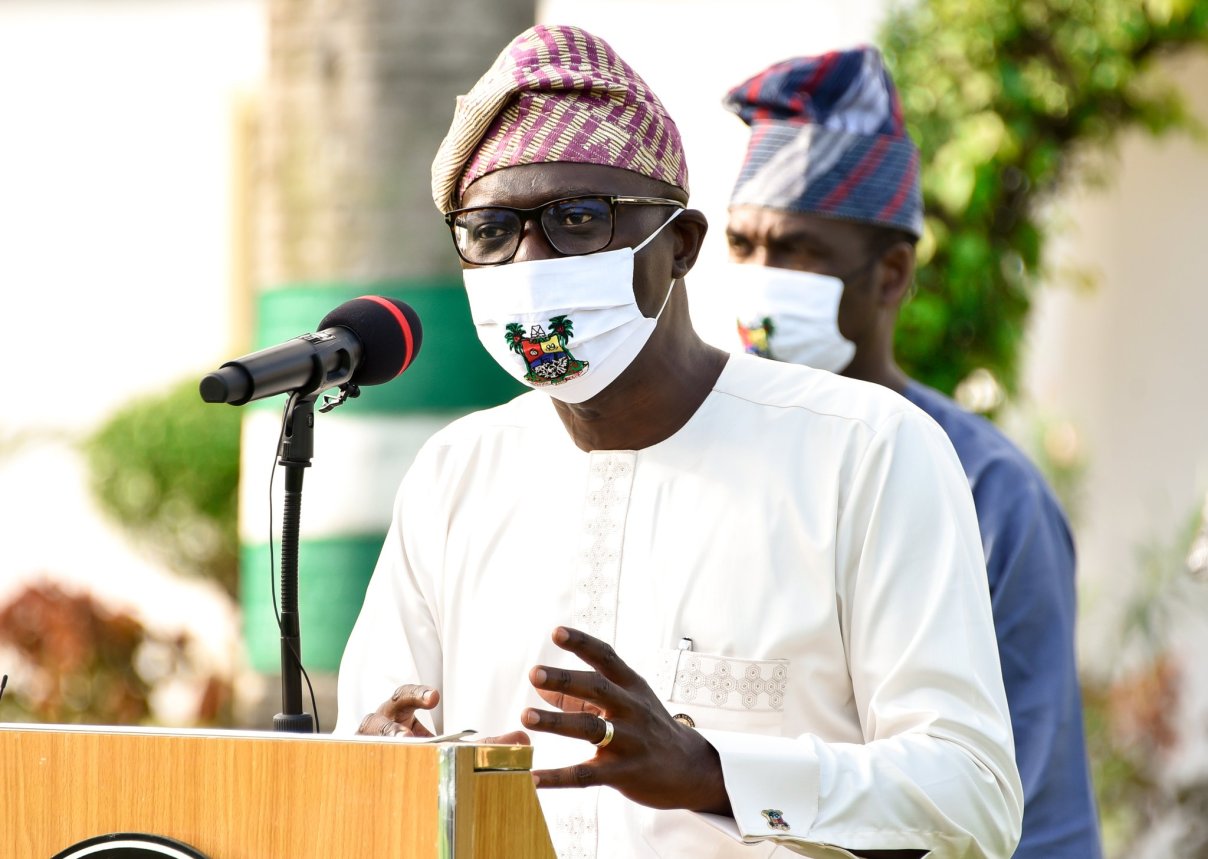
[1018,403,1208,857]
[882,0,1208,399]
[83,378,242,599]
[1078,504,1208,857]
[0,377,247,727]
[0,581,234,727]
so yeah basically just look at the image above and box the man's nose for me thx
[512,217,558,263]
[752,247,770,266]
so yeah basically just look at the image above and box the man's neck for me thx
[842,359,910,394]
[840,330,910,394]
[552,332,729,452]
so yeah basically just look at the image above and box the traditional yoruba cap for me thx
[430,24,689,214]
[724,47,923,238]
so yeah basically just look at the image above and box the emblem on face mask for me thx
[737,317,774,359]
[505,315,589,386]
[761,808,791,831]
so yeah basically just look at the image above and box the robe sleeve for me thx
[334,445,448,736]
[699,409,1024,858]
[973,459,1097,853]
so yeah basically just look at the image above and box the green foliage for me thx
[84,379,242,597]
[881,0,1208,395]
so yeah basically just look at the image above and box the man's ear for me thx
[876,242,916,308]
[670,209,709,279]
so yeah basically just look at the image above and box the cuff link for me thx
[762,809,791,831]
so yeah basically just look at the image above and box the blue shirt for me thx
[905,382,1102,858]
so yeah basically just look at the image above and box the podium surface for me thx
[1,723,555,859]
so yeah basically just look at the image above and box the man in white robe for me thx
[335,24,1023,859]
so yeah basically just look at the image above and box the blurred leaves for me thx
[0,582,233,726]
[1079,506,1208,855]
[882,0,1208,396]
[84,378,241,597]
[1082,656,1177,851]
[0,426,71,464]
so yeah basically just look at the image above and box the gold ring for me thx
[594,717,615,748]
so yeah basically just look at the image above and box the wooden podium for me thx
[1,723,555,859]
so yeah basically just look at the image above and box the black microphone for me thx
[199,295,423,405]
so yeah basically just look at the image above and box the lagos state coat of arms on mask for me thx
[505,316,588,386]
[737,316,774,359]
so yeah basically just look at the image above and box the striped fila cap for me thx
[724,47,923,238]
[431,24,689,214]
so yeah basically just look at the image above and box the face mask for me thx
[728,263,857,373]
[463,209,682,403]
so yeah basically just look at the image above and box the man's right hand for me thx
[357,684,440,737]
[355,684,530,745]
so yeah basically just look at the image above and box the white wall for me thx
[1023,52,1208,661]
[0,0,264,433]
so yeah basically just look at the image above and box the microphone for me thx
[199,295,423,405]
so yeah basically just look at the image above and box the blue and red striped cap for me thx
[724,47,923,239]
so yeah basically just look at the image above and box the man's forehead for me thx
[727,206,844,241]
[460,163,679,208]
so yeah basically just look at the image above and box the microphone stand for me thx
[273,390,318,734]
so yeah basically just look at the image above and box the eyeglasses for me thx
[444,195,685,265]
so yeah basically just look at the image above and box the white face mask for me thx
[728,263,857,373]
[463,209,682,403]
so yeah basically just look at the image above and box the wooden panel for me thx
[2,726,441,859]
[471,770,556,859]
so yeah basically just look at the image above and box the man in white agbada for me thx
[335,24,1023,859]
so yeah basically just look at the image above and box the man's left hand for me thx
[523,626,731,815]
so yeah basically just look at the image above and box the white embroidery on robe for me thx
[674,654,789,711]
[551,791,600,859]
[572,452,635,642]
[559,453,636,858]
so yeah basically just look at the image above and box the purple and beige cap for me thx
[724,47,923,239]
[431,24,689,214]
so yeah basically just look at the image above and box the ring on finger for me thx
[594,717,615,748]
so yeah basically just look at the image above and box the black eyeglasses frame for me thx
[443,194,685,265]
